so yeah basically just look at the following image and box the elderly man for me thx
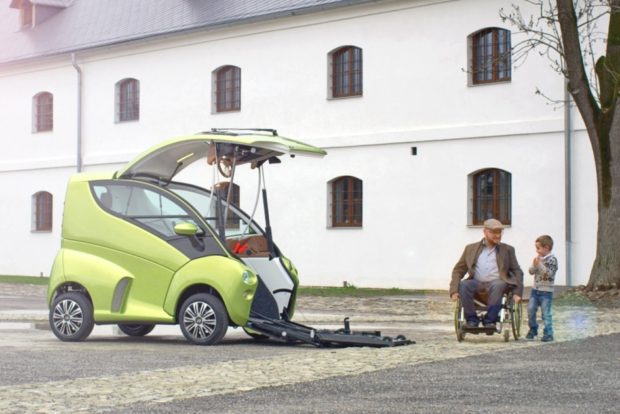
[450,218,523,328]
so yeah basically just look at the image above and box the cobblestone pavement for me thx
[0,284,619,413]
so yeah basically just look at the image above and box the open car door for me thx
[116,129,326,321]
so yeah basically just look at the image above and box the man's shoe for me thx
[465,320,479,328]
[541,334,554,342]
[483,322,496,329]
[526,330,537,340]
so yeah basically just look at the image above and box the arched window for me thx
[469,28,511,84]
[115,78,140,122]
[329,46,363,98]
[329,176,363,227]
[213,65,241,112]
[32,92,53,132]
[32,191,53,232]
[470,169,511,225]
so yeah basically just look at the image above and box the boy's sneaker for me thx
[525,330,537,340]
[541,334,554,342]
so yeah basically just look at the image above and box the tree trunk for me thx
[586,0,620,288]
[556,0,620,288]
[588,102,620,289]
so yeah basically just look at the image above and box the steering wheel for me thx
[218,158,232,178]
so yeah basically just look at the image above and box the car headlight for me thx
[242,270,257,286]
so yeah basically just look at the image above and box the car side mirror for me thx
[174,222,200,236]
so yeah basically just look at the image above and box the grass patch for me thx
[298,285,442,297]
[0,275,49,285]
[554,291,594,307]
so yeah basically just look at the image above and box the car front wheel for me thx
[50,292,94,342]
[179,293,228,345]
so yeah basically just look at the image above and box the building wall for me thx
[0,0,598,287]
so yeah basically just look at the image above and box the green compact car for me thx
[48,129,326,345]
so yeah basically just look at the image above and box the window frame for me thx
[223,182,240,229]
[21,0,33,28]
[91,181,203,240]
[329,46,363,98]
[115,78,140,122]
[470,168,512,225]
[32,91,53,133]
[470,28,512,85]
[330,176,363,228]
[214,65,241,113]
[32,191,53,232]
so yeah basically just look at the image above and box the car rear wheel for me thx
[117,324,155,336]
[50,292,94,342]
[179,293,228,345]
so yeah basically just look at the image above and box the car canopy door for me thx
[115,129,326,183]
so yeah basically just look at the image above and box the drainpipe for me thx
[71,53,83,172]
[564,78,572,286]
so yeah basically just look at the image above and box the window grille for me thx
[472,169,511,225]
[331,46,363,98]
[33,92,53,132]
[471,28,511,84]
[331,176,363,227]
[215,66,241,112]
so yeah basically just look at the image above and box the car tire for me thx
[50,291,94,342]
[117,324,155,337]
[179,293,228,345]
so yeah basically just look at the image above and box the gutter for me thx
[71,53,83,172]
[564,78,572,286]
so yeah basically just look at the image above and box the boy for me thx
[526,235,558,342]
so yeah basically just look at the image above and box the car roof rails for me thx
[204,128,279,136]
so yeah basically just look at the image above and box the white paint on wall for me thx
[0,0,599,288]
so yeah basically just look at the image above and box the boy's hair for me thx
[536,235,554,250]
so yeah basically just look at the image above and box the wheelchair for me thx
[454,285,522,342]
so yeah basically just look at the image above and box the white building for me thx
[0,0,597,289]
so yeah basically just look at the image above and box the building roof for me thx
[0,0,373,65]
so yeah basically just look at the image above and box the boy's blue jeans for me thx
[527,289,553,336]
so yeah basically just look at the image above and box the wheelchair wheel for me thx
[454,299,465,342]
[511,300,523,340]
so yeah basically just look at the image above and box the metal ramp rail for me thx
[246,315,414,348]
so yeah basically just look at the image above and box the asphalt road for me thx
[0,326,617,413]
[1,284,619,413]
[117,333,620,414]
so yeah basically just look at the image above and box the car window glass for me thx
[170,186,260,237]
[93,183,199,238]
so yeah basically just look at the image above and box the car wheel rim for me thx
[183,301,217,340]
[52,299,84,336]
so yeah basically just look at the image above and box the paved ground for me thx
[0,283,619,413]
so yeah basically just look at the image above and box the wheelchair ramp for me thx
[246,315,414,348]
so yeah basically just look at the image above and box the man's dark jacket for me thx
[449,240,524,297]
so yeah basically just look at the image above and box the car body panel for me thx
[115,132,326,181]
[60,241,176,322]
[62,178,191,271]
[163,255,258,326]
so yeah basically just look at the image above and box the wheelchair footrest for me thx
[462,325,499,334]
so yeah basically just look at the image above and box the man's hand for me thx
[513,294,521,303]
[451,292,459,301]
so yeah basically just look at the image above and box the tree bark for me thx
[556,0,620,288]
[590,101,620,288]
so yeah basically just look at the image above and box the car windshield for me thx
[168,183,262,238]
